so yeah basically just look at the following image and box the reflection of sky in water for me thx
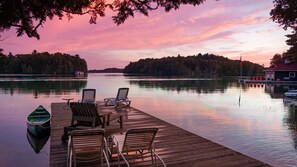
[0,74,296,166]
[0,78,86,167]
[0,94,50,167]
[129,79,297,167]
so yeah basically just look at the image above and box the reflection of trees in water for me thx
[283,105,297,148]
[129,79,238,94]
[264,84,297,99]
[0,80,87,98]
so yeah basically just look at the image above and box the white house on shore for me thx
[75,71,85,77]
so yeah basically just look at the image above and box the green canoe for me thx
[27,105,51,136]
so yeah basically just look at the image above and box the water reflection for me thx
[2,74,297,166]
[0,78,84,167]
[283,105,297,149]
[264,84,297,99]
[0,79,87,98]
[26,130,50,153]
[129,79,234,94]
[128,77,297,166]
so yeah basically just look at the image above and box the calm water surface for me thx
[0,73,296,166]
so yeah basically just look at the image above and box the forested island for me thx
[0,51,265,77]
[123,53,264,77]
[0,51,87,76]
[88,68,123,73]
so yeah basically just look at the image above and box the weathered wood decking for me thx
[50,102,271,167]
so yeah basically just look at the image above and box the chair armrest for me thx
[152,150,167,167]
[112,134,120,152]
[104,138,109,158]
[112,134,130,167]
[67,137,72,167]
[103,138,110,167]
[152,143,166,167]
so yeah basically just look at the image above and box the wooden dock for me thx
[50,102,271,167]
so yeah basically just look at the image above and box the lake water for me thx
[0,73,296,167]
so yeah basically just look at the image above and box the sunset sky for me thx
[1,0,291,69]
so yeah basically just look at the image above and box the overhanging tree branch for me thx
[0,0,207,39]
[270,0,297,62]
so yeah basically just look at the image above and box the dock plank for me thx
[50,102,270,167]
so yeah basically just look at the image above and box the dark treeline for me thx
[0,51,88,75]
[88,68,123,73]
[123,53,264,77]
[129,79,255,95]
[0,80,86,98]
[129,79,232,94]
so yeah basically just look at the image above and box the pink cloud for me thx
[0,0,288,69]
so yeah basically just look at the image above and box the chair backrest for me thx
[68,129,106,166]
[82,89,96,103]
[70,102,100,128]
[116,88,129,101]
[122,128,158,152]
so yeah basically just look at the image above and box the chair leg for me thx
[118,149,130,167]
[119,116,123,128]
[104,99,109,106]
[117,148,120,167]
[102,116,106,128]
[62,126,79,143]
[115,103,119,109]
[101,149,103,167]
[127,101,131,106]
[103,150,110,167]
[67,140,71,167]
[107,136,113,159]
[151,151,154,167]
[106,114,110,126]
[62,127,69,143]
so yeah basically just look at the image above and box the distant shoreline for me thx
[88,68,123,73]
[0,74,75,77]
[88,72,123,73]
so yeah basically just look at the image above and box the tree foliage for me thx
[284,33,297,62]
[270,0,297,31]
[270,53,284,65]
[0,51,87,75]
[0,0,207,39]
[270,0,297,61]
[123,53,264,77]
